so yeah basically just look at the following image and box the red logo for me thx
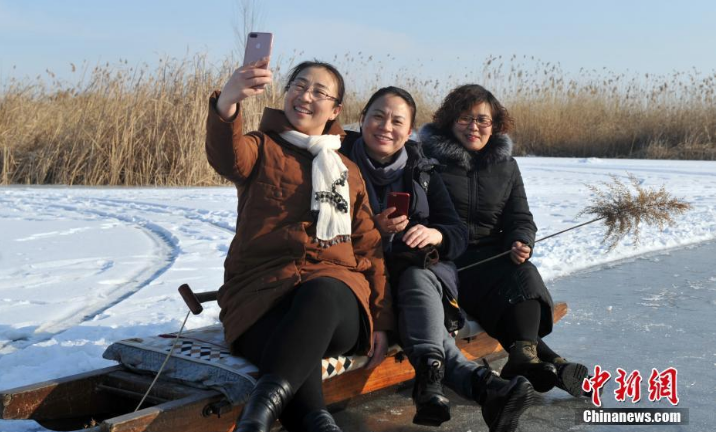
[614,368,642,403]
[584,366,679,407]
[582,365,611,407]
[648,367,679,405]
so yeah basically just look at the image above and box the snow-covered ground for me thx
[1,157,715,431]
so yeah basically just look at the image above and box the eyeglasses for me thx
[456,115,493,128]
[287,82,339,102]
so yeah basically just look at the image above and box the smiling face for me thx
[283,66,342,136]
[451,102,494,151]
[360,94,413,163]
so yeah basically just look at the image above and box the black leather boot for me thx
[235,374,293,432]
[472,362,535,432]
[551,357,590,397]
[302,409,343,432]
[412,356,450,426]
[500,340,558,392]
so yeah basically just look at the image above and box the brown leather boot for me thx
[500,341,557,393]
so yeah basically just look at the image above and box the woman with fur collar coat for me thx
[420,84,589,399]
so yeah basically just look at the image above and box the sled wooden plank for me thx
[101,391,237,432]
[322,301,567,404]
[1,302,568,432]
[1,367,227,431]
[322,334,506,406]
[1,365,123,421]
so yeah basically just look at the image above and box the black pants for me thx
[458,252,558,362]
[458,257,554,340]
[234,277,360,431]
[493,299,561,363]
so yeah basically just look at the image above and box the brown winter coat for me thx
[205,92,394,354]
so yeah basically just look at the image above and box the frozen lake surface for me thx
[331,240,716,431]
[1,157,715,431]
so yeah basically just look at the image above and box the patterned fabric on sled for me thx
[103,318,485,405]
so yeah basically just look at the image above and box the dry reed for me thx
[577,173,692,250]
[459,173,692,270]
[1,53,715,186]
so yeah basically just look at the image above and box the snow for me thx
[1,157,715,430]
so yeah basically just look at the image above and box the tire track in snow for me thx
[79,197,237,235]
[0,196,180,352]
[45,201,180,329]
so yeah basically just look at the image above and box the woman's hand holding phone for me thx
[373,207,409,237]
[216,58,273,121]
[217,32,274,120]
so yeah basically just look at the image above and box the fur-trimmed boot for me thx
[235,374,293,432]
[551,357,590,397]
[500,340,557,393]
[472,362,535,432]
[412,356,451,426]
[302,409,342,432]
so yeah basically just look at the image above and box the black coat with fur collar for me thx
[419,124,537,267]
[419,124,554,338]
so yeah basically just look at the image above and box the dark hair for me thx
[284,60,345,106]
[433,84,514,135]
[360,86,417,128]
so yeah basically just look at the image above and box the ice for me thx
[1,157,716,430]
[541,240,716,430]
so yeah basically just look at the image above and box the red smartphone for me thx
[387,192,410,218]
[243,32,273,68]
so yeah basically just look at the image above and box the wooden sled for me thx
[1,284,568,432]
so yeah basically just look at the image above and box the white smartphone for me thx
[243,32,273,68]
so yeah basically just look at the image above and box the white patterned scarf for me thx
[280,130,351,246]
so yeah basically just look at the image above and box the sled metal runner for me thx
[1,299,567,432]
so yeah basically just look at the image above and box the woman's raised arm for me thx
[216,58,273,120]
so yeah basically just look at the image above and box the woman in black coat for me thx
[420,84,588,398]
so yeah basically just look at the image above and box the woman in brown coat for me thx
[206,58,394,432]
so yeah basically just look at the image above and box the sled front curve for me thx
[1,302,568,432]
[1,365,237,432]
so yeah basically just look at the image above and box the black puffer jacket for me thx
[342,132,468,331]
[419,124,536,266]
[419,124,554,339]
[341,132,467,262]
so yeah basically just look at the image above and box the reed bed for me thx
[2,53,715,186]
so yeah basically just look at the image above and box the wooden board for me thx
[1,302,568,432]
[323,301,568,404]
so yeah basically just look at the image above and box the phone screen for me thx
[387,192,410,218]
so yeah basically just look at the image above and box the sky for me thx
[2,0,716,88]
